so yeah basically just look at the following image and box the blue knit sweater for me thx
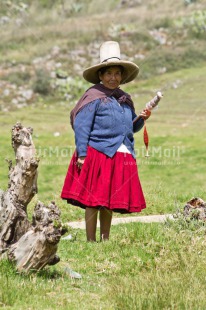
[73,97,144,158]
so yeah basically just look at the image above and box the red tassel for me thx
[143,123,149,157]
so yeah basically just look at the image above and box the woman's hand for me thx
[77,156,86,169]
[139,109,151,120]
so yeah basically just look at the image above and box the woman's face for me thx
[99,66,122,89]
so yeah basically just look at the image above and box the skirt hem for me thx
[61,195,146,214]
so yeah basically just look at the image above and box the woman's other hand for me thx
[140,109,151,120]
[77,156,86,169]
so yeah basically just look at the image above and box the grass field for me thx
[1,65,205,221]
[1,64,206,309]
[1,220,206,309]
[1,1,206,309]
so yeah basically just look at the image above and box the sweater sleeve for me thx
[73,99,99,157]
[132,110,144,133]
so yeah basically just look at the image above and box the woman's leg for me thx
[99,208,113,241]
[85,207,98,241]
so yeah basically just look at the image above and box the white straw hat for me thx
[83,41,139,84]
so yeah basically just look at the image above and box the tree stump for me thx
[0,123,65,272]
[183,197,206,221]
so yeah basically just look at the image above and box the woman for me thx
[61,41,151,242]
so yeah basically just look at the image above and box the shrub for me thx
[55,74,89,103]
[184,0,196,5]
[176,10,206,38]
[6,71,31,86]
[32,69,52,96]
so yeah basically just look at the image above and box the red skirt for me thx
[61,146,146,214]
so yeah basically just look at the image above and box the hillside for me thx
[0,0,206,111]
[0,0,206,205]
[1,3,206,309]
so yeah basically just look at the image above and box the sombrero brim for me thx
[83,60,139,84]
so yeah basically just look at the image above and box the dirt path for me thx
[67,214,173,229]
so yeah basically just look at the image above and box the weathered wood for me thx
[183,197,206,220]
[0,123,64,271]
[7,201,62,272]
[0,123,38,250]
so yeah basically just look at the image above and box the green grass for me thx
[1,1,206,308]
[1,220,206,309]
[1,67,206,309]
[1,65,206,222]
